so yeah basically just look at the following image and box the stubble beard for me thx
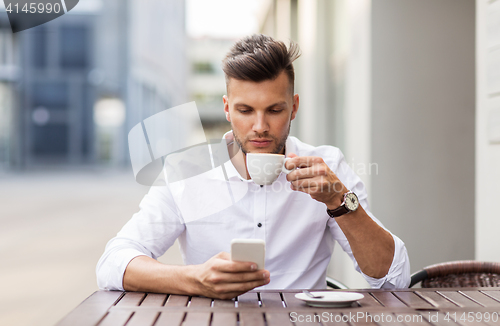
[232,120,291,155]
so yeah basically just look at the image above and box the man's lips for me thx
[249,139,273,147]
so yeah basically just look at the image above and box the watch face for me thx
[345,193,359,211]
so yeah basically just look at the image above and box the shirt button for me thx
[260,185,264,188]
[257,223,262,228]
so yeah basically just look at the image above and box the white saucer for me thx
[295,292,364,308]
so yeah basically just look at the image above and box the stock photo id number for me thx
[2,0,79,32]
[5,1,62,14]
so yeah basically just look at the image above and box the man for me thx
[97,34,410,299]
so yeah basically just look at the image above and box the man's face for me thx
[223,71,299,155]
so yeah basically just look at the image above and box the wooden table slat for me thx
[154,312,185,326]
[394,313,431,326]
[165,294,189,307]
[212,298,236,308]
[370,292,407,307]
[58,288,500,326]
[126,311,159,326]
[140,293,167,306]
[422,312,461,326]
[239,311,266,326]
[415,291,458,308]
[432,310,500,326]
[444,313,499,326]
[437,291,482,307]
[293,312,321,325]
[265,312,294,326]
[480,290,500,303]
[189,296,213,307]
[259,292,285,308]
[356,292,384,307]
[321,312,350,326]
[393,291,434,309]
[366,313,402,326]
[237,292,260,308]
[182,312,211,326]
[97,310,133,326]
[115,292,145,306]
[282,292,306,308]
[480,314,500,326]
[461,290,500,307]
[211,312,237,326]
[55,291,123,326]
[343,312,378,326]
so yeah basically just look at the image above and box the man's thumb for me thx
[287,152,298,158]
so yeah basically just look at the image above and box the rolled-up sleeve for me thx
[329,150,411,289]
[360,233,410,289]
[96,184,185,291]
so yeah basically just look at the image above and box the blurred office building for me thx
[0,23,16,169]
[0,0,187,169]
[187,37,233,139]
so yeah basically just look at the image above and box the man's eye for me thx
[270,109,283,113]
[238,109,251,113]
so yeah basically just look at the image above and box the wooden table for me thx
[56,288,500,325]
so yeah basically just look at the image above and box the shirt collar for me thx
[221,131,246,181]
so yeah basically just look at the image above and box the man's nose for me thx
[252,114,269,134]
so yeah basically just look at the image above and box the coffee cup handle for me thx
[282,157,294,174]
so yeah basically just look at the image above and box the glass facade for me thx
[22,21,94,163]
[0,25,16,168]
[60,25,88,69]
[0,83,13,166]
[31,26,47,68]
[0,0,187,168]
[32,81,69,110]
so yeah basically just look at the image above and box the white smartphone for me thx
[230,239,266,270]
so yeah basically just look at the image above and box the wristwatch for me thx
[327,191,359,218]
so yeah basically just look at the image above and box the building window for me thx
[32,125,68,155]
[60,25,88,69]
[31,26,47,68]
[193,61,214,74]
[32,81,68,110]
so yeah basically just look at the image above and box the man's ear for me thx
[223,95,231,122]
[291,94,299,121]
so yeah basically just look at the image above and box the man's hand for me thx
[283,153,395,279]
[285,153,347,209]
[192,252,270,300]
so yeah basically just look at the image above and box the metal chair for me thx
[326,276,349,289]
[409,260,500,288]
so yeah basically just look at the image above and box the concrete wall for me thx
[326,0,374,289]
[371,0,476,272]
[476,0,500,262]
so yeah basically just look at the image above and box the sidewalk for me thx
[0,168,183,326]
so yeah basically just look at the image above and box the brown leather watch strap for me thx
[327,205,349,218]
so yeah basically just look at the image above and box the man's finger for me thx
[218,270,270,284]
[286,156,324,170]
[287,166,328,181]
[291,177,326,188]
[217,259,259,273]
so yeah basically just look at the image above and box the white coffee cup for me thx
[246,153,294,185]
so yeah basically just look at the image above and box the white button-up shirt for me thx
[97,131,410,290]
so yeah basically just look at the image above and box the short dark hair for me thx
[222,34,301,94]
